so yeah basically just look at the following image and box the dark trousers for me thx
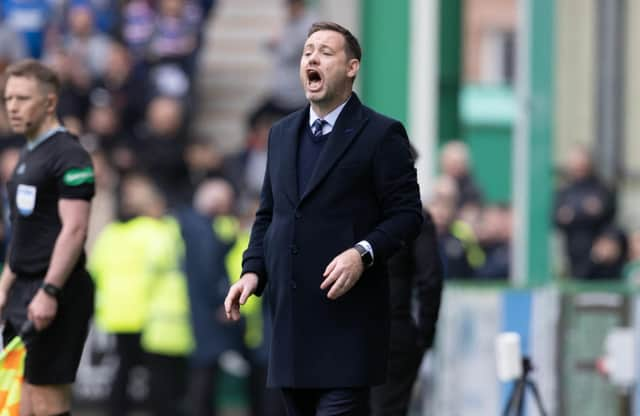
[146,353,188,416]
[281,387,370,416]
[187,365,219,416]
[370,320,426,416]
[248,364,286,416]
[109,333,145,416]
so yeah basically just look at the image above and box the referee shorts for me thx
[2,270,94,385]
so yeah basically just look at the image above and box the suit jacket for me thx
[241,94,423,388]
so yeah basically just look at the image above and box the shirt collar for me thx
[308,95,351,133]
[27,126,67,151]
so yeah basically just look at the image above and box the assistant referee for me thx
[0,59,95,416]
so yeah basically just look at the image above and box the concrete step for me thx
[193,0,285,153]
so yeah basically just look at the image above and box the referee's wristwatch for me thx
[40,282,62,300]
[354,241,374,269]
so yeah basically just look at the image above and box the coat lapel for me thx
[279,108,306,206]
[300,94,369,203]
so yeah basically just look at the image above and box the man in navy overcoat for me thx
[225,21,423,415]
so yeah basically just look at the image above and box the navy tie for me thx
[311,119,326,137]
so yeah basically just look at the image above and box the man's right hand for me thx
[224,273,259,321]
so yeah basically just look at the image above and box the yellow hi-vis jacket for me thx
[222,217,263,350]
[89,216,178,333]
[140,217,194,356]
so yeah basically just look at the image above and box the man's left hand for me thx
[28,290,58,331]
[321,248,364,300]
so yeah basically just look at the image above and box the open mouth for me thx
[306,69,323,90]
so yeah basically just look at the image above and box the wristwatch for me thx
[354,243,374,268]
[40,282,62,300]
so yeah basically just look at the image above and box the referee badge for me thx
[63,167,94,186]
[16,184,36,216]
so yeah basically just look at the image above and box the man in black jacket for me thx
[370,207,443,416]
[554,146,616,278]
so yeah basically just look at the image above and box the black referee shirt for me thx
[6,130,95,278]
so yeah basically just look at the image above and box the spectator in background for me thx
[475,204,511,280]
[78,0,120,36]
[119,0,156,61]
[92,41,148,134]
[0,20,27,71]
[584,226,627,279]
[1,0,52,58]
[140,215,192,416]
[89,173,167,416]
[83,90,120,143]
[440,140,483,210]
[429,197,473,279]
[431,174,459,208]
[63,3,112,79]
[370,208,443,416]
[81,88,138,177]
[554,145,616,278]
[133,95,191,206]
[253,0,317,119]
[184,137,224,185]
[428,174,485,279]
[45,48,92,133]
[148,0,201,75]
[177,178,243,416]
[224,108,279,204]
[453,201,485,274]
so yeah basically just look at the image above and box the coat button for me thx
[290,281,297,289]
[294,212,302,219]
[291,246,299,255]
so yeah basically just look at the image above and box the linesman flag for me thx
[0,335,25,416]
[0,321,34,416]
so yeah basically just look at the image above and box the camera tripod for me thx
[502,357,548,416]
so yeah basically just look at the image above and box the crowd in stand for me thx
[0,0,218,210]
[428,139,640,283]
[429,139,640,283]
[426,141,513,280]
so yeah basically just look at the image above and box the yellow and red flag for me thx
[0,335,26,416]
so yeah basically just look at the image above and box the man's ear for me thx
[347,59,360,79]
[46,93,58,114]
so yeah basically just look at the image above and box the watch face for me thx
[355,244,373,267]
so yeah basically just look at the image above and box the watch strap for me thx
[354,243,374,268]
[41,282,62,300]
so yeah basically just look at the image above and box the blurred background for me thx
[1,0,640,415]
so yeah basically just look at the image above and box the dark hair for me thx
[4,59,60,95]
[307,21,362,61]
